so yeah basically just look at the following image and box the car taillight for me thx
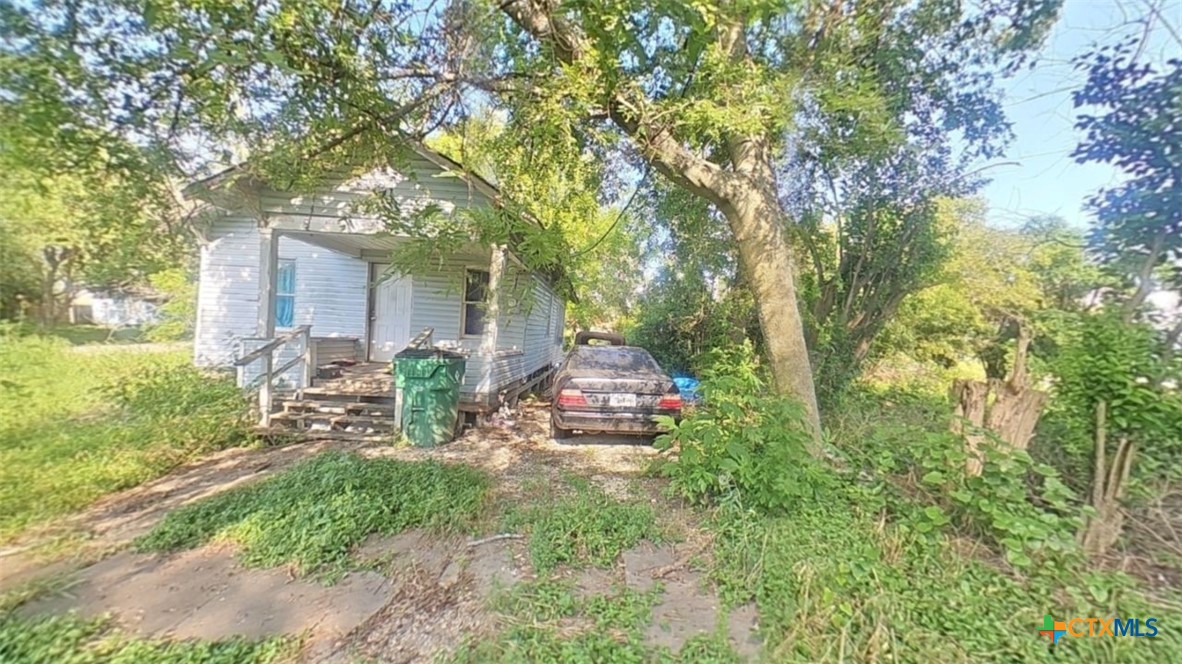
[657,394,682,410]
[557,388,588,408]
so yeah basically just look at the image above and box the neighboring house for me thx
[184,141,568,416]
[71,287,163,327]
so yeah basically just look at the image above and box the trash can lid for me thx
[394,347,466,361]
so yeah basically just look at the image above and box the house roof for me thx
[183,136,575,300]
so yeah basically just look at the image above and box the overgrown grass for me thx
[657,348,1182,662]
[135,451,491,577]
[697,389,1182,663]
[452,478,716,661]
[451,579,739,663]
[502,475,661,574]
[0,333,250,541]
[5,322,148,346]
[711,488,1182,662]
[0,613,295,664]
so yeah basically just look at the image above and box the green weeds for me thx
[502,475,659,574]
[654,343,835,512]
[0,334,250,541]
[453,579,737,663]
[0,613,295,664]
[135,451,491,577]
[659,354,1182,662]
[710,491,1182,663]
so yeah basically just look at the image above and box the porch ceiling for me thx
[280,230,403,258]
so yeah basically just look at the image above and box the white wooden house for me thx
[70,287,163,327]
[185,142,567,428]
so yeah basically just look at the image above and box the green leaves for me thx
[655,342,833,512]
[921,470,947,486]
[501,478,658,574]
[1073,43,1181,291]
[1041,311,1182,495]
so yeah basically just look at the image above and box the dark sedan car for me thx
[550,337,682,440]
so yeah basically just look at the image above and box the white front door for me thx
[368,265,412,362]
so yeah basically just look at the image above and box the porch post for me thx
[481,245,506,402]
[257,226,279,338]
[481,245,506,356]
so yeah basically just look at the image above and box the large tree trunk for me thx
[723,183,822,438]
[499,0,823,438]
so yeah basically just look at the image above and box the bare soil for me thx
[4,401,760,661]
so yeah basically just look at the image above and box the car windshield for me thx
[568,346,662,373]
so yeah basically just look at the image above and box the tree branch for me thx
[1123,230,1166,323]
[499,0,734,206]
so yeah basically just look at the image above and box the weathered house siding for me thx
[281,236,368,338]
[192,147,567,408]
[194,216,262,366]
[194,220,367,366]
[254,154,485,227]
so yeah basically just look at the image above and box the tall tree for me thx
[1,0,1064,435]
[1072,41,1182,320]
[483,0,1061,435]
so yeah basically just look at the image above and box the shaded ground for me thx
[4,401,759,661]
[19,548,390,642]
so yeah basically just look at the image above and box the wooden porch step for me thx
[299,387,396,404]
[282,400,396,418]
[270,411,398,434]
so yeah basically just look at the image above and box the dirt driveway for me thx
[4,402,759,662]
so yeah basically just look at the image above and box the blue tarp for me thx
[672,375,701,403]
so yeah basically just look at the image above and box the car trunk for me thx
[564,374,672,410]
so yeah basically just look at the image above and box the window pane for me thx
[465,270,489,302]
[276,295,295,327]
[464,303,485,336]
[277,261,296,296]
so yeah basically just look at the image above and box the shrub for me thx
[654,342,835,512]
[107,362,243,421]
[102,362,252,460]
[846,420,1082,569]
[1037,312,1182,495]
[145,267,197,342]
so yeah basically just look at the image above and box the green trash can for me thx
[393,348,466,447]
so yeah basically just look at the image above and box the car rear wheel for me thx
[550,418,571,441]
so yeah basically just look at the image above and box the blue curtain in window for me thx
[275,262,296,327]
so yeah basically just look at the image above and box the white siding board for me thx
[406,253,489,397]
[194,217,262,366]
[195,220,368,368]
[277,235,367,339]
[253,156,491,226]
[488,269,564,391]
